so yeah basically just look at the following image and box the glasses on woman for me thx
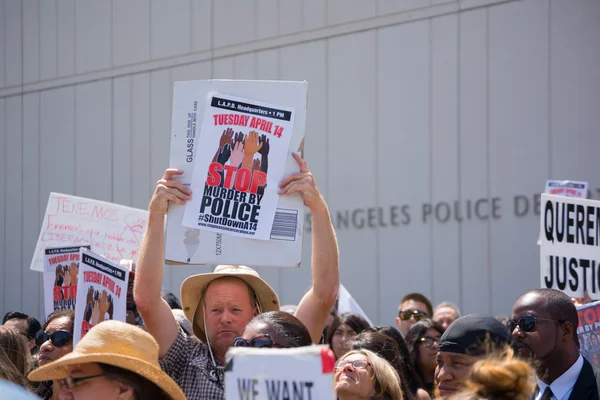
[419,336,440,348]
[232,334,288,349]
[35,330,72,347]
[335,359,371,370]
[58,374,106,390]
[398,310,427,321]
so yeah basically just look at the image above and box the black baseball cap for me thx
[438,314,513,356]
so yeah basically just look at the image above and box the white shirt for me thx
[535,355,584,400]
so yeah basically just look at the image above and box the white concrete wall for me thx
[1,0,599,325]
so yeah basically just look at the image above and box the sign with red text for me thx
[30,193,148,272]
[577,301,600,368]
[182,93,295,240]
[225,345,336,400]
[73,248,129,345]
[43,245,91,319]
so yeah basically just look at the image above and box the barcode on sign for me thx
[270,209,298,241]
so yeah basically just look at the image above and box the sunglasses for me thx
[232,334,288,349]
[399,310,427,321]
[58,374,105,390]
[507,315,563,333]
[35,330,72,347]
[419,337,440,348]
[335,359,371,370]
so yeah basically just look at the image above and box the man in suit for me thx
[511,288,600,400]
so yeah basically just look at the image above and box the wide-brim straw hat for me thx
[181,265,280,342]
[28,320,185,400]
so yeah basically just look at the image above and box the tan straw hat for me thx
[180,265,280,342]
[28,320,185,400]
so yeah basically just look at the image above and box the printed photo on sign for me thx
[73,248,129,345]
[182,93,295,240]
[540,194,600,297]
[43,245,90,319]
[577,301,600,368]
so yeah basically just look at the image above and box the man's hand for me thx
[278,153,325,212]
[149,169,192,216]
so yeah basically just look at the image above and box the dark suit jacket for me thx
[568,358,600,400]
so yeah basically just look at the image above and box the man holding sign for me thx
[134,153,339,400]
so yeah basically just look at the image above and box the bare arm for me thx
[278,153,339,343]
[134,169,192,358]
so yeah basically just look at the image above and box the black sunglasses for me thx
[507,315,563,333]
[232,334,288,349]
[399,310,427,321]
[35,330,72,347]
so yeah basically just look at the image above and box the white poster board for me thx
[225,345,336,400]
[43,245,90,319]
[165,80,306,267]
[73,249,129,345]
[31,193,148,272]
[540,194,600,297]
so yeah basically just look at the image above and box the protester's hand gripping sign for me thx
[73,248,129,345]
[540,194,600,297]
[225,345,336,400]
[182,93,295,240]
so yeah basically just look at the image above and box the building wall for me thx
[1,0,599,325]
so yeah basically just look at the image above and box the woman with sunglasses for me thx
[335,349,404,400]
[0,326,33,391]
[32,309,75,399]
[233,311,312,349]
[404,319,444,397]
[326,312,370,359]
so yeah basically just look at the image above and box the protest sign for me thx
[31,193,148,272]
[165,80,306,267]
[43,245,90,319]
[73,248,129,345]
[338,284,372,326]
[540,194,600,297]
[225,345,336,400]
[537,180,588,245]
[577,301,600,368]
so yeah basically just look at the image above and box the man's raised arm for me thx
[134,169,192,358]
[279,154,340,343]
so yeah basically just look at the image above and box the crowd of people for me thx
[1,156,599,399]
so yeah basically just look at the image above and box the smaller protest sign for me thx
[73,248,129,345]
[43,245,91,319]
[577,301,600,368]
[225,345,336,400]
[540,194,600,297]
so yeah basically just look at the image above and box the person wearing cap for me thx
[28,320,186,400]
[134,153,339,400]
[511,288,600,400]
[434,314,514,398]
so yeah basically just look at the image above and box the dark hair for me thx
[161,292,182,310]
[2,312,41,339]
[404,319,445,390]
[99,363,170,400]
[349,331,415,400]
[325,313,370,351]
[42,310,75,334]
[526,288,580,347]
[400,293,433,317]
[371,325,424,396]
[251,311,312,347]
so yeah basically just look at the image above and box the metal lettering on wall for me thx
[304,189,600,231]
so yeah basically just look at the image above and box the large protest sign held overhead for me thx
[540,194,600,297]
[225,345,336,400]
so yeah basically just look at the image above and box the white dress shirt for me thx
[535,355,584,400]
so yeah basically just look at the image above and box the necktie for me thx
[541,387,553,400]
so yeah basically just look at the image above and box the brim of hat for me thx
[181,272,280,342]
[28,352,186,400]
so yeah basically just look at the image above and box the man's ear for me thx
[395,317,402,330]
[115,382,134,399]
[253,307,260,317]
[561,321,575,343]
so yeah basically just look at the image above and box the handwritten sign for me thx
[31,193,148,272]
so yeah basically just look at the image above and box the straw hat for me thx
[180,265,280,342]
[28,320,185,400]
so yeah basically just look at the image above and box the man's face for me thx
[204,278,257,355]
[4,318,34,351]
[511,293,562,361]
[435,351,479,397]
[434,307,457,330]
[396,300,429,334]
